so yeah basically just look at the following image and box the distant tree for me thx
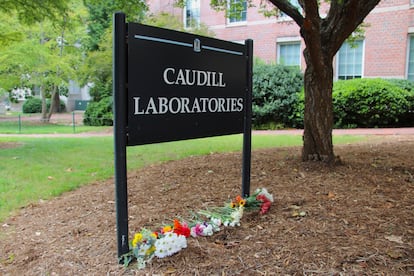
[82,0,148,51]
[0,1,87,122]
[0,0,70,24]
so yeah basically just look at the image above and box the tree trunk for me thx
[301,48,335,163]
[47,85,60,121]
[40,85,49,123]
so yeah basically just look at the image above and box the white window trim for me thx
[406,34,414,80]
[183,0,200,29]
[276,38,302,68]
[335,39,365,80]
[226,0,247,26]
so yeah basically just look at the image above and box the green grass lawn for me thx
[0,134,366,222]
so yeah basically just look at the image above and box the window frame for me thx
[183,0,201,29]
[227,0,247,25]
[335,39,365,80]
[276,38,302,68]
[407,34,414,80]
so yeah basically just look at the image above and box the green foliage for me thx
[22,97,66,113]
[290,88,304,128]
[252,63,303,128]
[83,96,113,126]
[385,79,414,126]
[0,0,70,24]
[333,78,412,128]
[386,79,414,92]
[22,98,43,113]
[82,0,148,51]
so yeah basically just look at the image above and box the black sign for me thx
[127,23,247,145]
[113,13,252,260]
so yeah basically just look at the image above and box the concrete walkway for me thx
[254,127,414,136]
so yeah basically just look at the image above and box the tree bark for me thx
[301,48,335,162]
[40,85,49,123]
[47,85,60,121]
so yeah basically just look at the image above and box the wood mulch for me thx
[0,135,413,275]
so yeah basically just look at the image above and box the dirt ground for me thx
[0,135,413,275]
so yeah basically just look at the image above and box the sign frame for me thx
[113,12,253,260]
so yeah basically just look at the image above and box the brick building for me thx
[147,0,414,81]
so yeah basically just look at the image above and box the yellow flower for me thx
[146,245,156,255]
[239,199,246,207]
[162,225,172,233]
[132,233,143,247]
[230,202,237,208]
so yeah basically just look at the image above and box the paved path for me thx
[1,127,414,138]
[254,127,414,136]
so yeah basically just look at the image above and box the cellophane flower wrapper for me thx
[244,188,274,214]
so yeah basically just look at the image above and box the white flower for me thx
[202,224,214,236]
[210,217,222,231]
[230,206,244,225]
[154,232,187,258]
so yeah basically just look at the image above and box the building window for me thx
[228,0,247,24]
[184,0,200,28]
[277,42,301,67]
[337,40,364,80]
[408,36,414,81]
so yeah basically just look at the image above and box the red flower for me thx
[173,219,191,237]
[256,194,271,215]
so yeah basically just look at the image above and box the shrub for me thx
[385,79,414,126]
[83,96,113,126]
[252,64,303,128]
[333,78,411,128]
[22,97,42,113]
[22,98,66,114]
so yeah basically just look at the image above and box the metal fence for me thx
[0,112,105,134]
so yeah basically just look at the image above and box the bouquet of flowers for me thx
[244,187,274,214]
[123,187,273,269]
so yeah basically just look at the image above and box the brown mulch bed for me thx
[0,136,413,275]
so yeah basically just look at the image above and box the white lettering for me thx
[218,72,226,87]
[196,70,208,86]
[146,97,158,114]
[163,68,175,85]
[185,69,195,85]
[133,97,144,115]
[163,67,227,87]
[132,97,244,115]
[158,97,169,114]
[169,97,181,114]
[236,98,243,111]
[175,69,186,85]
[180,98,191,113]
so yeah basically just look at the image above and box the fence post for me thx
[72,111,76,133]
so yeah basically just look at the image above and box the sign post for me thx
[113,12,253,259]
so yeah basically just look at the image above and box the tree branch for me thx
[323,0,381,55]
[266,0,304,26]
